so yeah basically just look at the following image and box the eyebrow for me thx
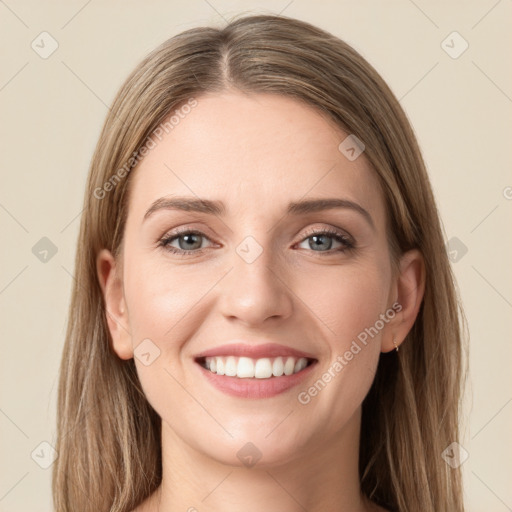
[143,196,375,230]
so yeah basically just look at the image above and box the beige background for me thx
[1,1,511,510]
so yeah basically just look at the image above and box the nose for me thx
[217,242,294,327]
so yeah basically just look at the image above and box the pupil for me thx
[311,234,331,251]
[181,234,201,250]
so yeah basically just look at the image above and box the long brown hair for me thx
[52,14,468,511]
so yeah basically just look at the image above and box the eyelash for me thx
[157,226,355,257]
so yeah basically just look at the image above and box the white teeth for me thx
[294,358,308,373]
[284,357,296,375]
[254,358,273,379]
[216,358,225,375]
[237,357,255,378]
[203,356,311,378]
[272,357,284,377]
[225,356,237,377]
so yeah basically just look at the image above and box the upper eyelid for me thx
[161,225,350,239]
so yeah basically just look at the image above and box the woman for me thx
[52,14,467,512]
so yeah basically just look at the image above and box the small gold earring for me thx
[393,339,399,352]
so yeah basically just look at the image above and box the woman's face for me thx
[100,91,409,467]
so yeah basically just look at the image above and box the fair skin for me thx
[97,91,425,512]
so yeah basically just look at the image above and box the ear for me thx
[381,248,426,353]
[96,248,133,360]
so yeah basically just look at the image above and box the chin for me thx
[194,432,309,469]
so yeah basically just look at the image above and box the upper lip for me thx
[194,342,317,360]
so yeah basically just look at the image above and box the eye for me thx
[158,228,214,256]
[296,227,355,254]
[158,226,355,257]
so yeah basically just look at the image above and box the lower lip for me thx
[195,360,318,399]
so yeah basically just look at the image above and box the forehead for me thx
[127,91,384,223]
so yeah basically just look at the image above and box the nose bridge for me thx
[217,232,293,324]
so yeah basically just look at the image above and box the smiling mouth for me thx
[195,355,317,379]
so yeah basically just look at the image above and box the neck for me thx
[149,406,374,512]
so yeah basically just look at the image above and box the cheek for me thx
[123,259,208,415]
[293,265,387,416]
[124,256,206,342]
[295,262,388,396]
[294,260,390,345]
